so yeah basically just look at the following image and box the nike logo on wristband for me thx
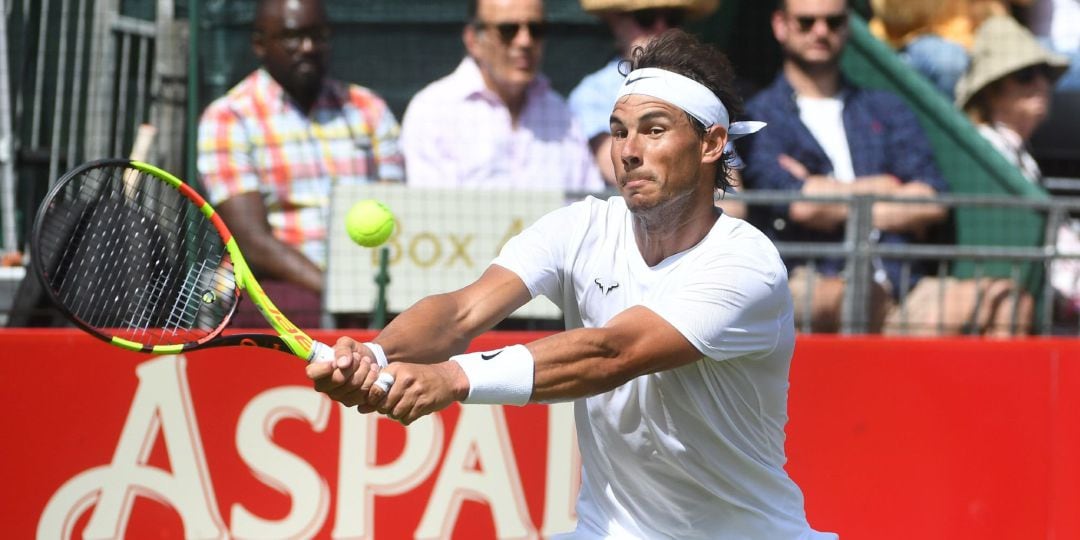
[480,350,504,360]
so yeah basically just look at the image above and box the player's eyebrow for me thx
[609,109,678,127]
[637,110,678,123]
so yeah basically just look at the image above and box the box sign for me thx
[326,185,566,318]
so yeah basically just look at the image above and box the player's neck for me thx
[631,201,718,267]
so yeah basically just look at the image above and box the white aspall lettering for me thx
[35,357,581,538]
[37,355,226,540]
[333,408,443,537]
[231,386,333,538]
[416,405,535,540]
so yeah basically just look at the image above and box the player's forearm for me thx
[374,293,481,365]
[375,265,532,366]
[525,328,634,402]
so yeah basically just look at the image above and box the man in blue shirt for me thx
[739,0,951,333]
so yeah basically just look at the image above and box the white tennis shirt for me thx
[493,196,835,539]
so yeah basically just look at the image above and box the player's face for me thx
[609,95,720,212]
[772,0,848,70]
[466,0,545,100]
[253,0,330,102]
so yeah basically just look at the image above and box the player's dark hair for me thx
[623,29,744,192]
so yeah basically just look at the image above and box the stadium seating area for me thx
[1,0,1077,335]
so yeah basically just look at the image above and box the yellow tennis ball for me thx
[345,199,395,247]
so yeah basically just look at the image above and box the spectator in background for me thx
[570,0,719,185]
[868,0,972,96]
[957,15,1077,323]
[740,0,1031,335]
[869,0,1035,97]
[1027,0,1080,90]
[197,0,403,328]
[400,0,603,193]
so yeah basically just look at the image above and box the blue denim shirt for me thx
[737,74,948,295]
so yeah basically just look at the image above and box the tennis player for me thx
[308,29,835,539]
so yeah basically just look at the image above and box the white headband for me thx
[616,67,765,140]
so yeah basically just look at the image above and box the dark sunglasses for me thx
[631,8,686,29]
[476,20,548,44]
[793,13,848,33]
[1012,64,1053,84]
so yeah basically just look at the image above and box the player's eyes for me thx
[611,128,627,139]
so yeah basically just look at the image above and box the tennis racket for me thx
[30,158,335,363]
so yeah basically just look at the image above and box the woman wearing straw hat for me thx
[956,15,1077,326]
[956,15,1069,181]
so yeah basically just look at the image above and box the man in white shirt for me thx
[308,29,835,539]
[741,0,953,334]
[400,0,603,192]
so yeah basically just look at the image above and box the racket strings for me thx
[37,163,239,346]
[52,168,153,329]
[127,257,183,335]
[165,257,233,334]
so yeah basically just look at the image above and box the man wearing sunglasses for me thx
[400,0,603,193]
[742,0,1033,336]
[570,1,719,185]
[739,0,956,334]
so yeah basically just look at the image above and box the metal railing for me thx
[5,188,1080,336]
[733,190,1080,336]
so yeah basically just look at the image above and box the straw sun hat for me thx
[579,0,720,20]
[955,15,1070,108]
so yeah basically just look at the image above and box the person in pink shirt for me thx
[400,0,604,193]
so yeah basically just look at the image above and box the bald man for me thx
[196,0,403,327]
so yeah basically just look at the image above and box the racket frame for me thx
[32,158,327,362]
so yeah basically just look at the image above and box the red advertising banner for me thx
[3,330,1080,539]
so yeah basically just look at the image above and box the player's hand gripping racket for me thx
[30,158,337,364]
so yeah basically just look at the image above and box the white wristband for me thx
[362,342,389,368]
[450,345,535,405]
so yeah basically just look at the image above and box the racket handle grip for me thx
[308,340,336,364]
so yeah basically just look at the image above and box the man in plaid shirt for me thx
[197,0,403,327]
